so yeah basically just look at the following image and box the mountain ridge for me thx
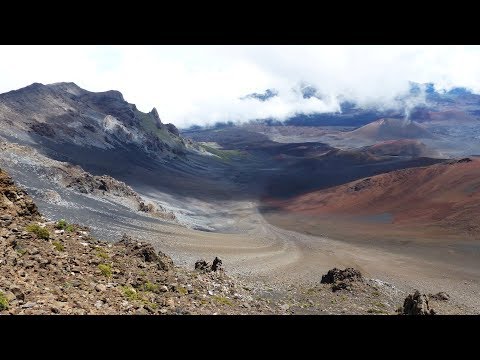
[0,82,194,158]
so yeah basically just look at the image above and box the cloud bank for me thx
[1,45,480,127]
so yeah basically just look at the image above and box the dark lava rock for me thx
[321,268,363,292]
[195,259,209,271]
[0,169,41,220]
[195,257,224,272]
[30,122,56,138]
[332,282,350,292]
[349,178,372,192]
[429,292,450,301]
[402,290,436,315]
[457,158,472,163]
[165,123,180,136]
[321,268,363,284]
[118,234,173,270]
[211,257,223,272]
[157,250,174,271]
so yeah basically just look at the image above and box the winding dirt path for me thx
[118,201,480,313]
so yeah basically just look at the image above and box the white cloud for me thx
[0,45,480,127]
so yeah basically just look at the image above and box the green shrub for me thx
[121,286,138,300]
[177,286,188,295]
[52,241,65,252]
[142,299,158,309]
[56,219,68,230]
[144,281,158,292]
[373,301,386,308]
[212,295,233,306]
[16,248,27,257]
[0,291,9,311]
[98,264,112,278]
[96,248,109,259]
[26,224,50,240]
[367,308,387,314]
[56,220,74,232]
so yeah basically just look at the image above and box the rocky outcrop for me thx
[150,107,163,128]
[29,122,56,138]
[195,257,224,273]
[51,163,176,221]
[118,234,174,270]
[195,259,209,271]
[321,267,363,292]
[0,169,40,223]
[165,123,180,136]
[429,292,450,301]
[211,257,223,272]
[65,171,138,197]
[402,290,436,315]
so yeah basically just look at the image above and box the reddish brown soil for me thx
[268,158,480,238]
[345,118,433,141]
[365,139,438,157]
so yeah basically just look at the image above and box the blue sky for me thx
[0,45,479,127]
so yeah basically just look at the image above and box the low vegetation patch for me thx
[367,308,388,314]
[52,241,65,252]
[26,224,50,239]
[142,299,158,309]
[96,248,109,259]
[177,286,188,295]
[144,281,158,292]
[55,219,74,232]
[121,286,138,301]
[98,264,112,278]
[0,291,9,311]
[201,144,244,161]
[212,295,233,306]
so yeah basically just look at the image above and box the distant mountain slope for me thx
[344,118,434,141]
[272,158,480,234]
[0,82,195,157]
[411,109,477,124]
[364,139,439,158]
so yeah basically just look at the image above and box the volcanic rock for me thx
[402,290,436,315]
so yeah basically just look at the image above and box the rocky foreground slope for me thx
[1,168,465,315]
[0,168,279,314]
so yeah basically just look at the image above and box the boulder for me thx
[157,250,174,271]
[195,259,209,271]
[402,290,436,315]
[118,234,158,262]
[321,267,363,292]
[117,234,174,270]
[429,292,450,301]
[211,257,223,272]
[321,267,363,284]
[195,257,224,272]
[0,169,41,221]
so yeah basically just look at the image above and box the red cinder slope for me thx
[275,158,480,233]
[345,118,434,141]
